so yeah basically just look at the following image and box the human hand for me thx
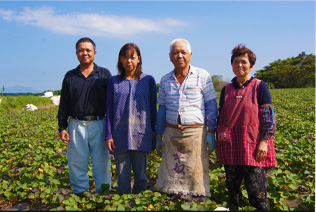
[106,139,115,153]
[206,132,216,154]
[256,139,268,162]
[155,134,163,157]
[60,130,70,144]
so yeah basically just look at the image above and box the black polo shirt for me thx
[57,63,112,132]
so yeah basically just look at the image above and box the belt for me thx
[166,123,204,133]
[72,115,104,121]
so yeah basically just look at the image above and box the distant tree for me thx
[1,85,4,96]
[54,90,61,95]
[254,52,315,88]
[212,75,229,91]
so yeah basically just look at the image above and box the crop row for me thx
[0,88,314,211]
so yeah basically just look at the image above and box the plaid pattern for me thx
[217,79,276,167]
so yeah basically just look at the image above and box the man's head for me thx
[75,37,97,66]
[169,38,192,70]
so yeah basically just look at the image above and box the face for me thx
[169,41,192,70]
[120,50,140,73]
[232,54,253,78]
[76,42,96,65]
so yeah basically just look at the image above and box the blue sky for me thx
[0,0,315,92]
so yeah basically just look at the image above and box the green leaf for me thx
[117,204,126,211]
[181,203,191,210]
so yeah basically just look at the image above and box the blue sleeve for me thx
[205,99,218,130]
[155,105,166,134]
[258,81,272,105]
[105,77,114,140]
[149,76,157,132]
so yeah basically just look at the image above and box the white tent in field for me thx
[50,96,61,106]
[42,91,53,97]
[25,104,38,111]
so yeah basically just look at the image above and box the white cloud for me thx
[0,7,186,38]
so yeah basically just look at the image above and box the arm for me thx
[205,99,218,132]
[203,74,218,153]
[217,86,226,126]
[155,105,166,135]
[149,76,157,132]
[203,74,218,132]
[154,81,166,153]
[105,77,115,153]
[57,75,70,143]
[256,82,276,162]
[154,81,167,135]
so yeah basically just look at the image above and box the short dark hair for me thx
[75,37,96,50]
[231,44,256,68]
[117,43,142,80]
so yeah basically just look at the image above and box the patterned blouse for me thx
[105,74,157,153]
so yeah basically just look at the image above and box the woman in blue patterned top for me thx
[105,43,157,195]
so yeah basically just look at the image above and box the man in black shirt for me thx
[57,37,112,195]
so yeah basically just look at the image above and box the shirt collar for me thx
[232,76,254,88]
[169,65,195,78]
[75,63,99,76]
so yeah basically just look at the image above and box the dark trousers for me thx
[224,165,269,211]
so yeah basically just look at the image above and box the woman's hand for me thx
[106,139,115,153]
[256,139,268,162]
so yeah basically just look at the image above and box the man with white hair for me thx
[154,38,218,197]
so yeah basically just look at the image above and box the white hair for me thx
[170,38,192,53]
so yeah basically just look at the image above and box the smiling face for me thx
[76,42,96,66]
[232,54,253,79]
[119,49,140,75]
[169,41,192,70]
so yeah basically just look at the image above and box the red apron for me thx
[216,78,276,167]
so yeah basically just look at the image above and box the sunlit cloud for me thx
[0,7,186,38]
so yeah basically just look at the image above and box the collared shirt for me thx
[105,74,157,153]
[219,77,272,109]
[57,63,112,132]
[156,65,217,133]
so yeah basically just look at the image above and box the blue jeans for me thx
[114,150,149,195]
[67,117,111,194]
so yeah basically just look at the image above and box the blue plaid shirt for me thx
[155,65,218,134]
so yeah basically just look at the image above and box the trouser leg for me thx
[114,151,132,195]
[89,119,111,193]
[67,118,90,194]
[224,165,246,208]
[244,166,269,211]
[131,151,149,194]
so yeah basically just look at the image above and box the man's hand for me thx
[60,130,70,144]
[256,139,268,162]
[106,139,115,153]
[155,134,163,157]
[206,132,216,154]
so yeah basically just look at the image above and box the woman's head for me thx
[231,44,256,68]
[117,43,142,80]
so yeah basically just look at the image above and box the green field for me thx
[0,88,314,211]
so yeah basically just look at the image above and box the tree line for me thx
[254,52,315,89]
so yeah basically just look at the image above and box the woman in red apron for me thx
[217,44,276,211]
